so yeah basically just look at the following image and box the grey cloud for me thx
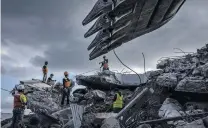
[2,0,208,75]
[2,0,96,47]
[30,42,98,72]
[1,66,7,74]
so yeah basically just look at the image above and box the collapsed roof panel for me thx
[76,70,150,90]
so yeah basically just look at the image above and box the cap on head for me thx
[45,61,48,65]
[64,71,68,76]
[103,56,106,58]
[50,73,54,76]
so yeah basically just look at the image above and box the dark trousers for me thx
[61,88,70,105]
[43,73,47,82]
[11,108,24,128]
[113,108,122,113]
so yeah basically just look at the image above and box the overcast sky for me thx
[1,0,208,113]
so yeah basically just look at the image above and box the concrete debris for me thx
[137,124,152,128]
[176,119,206,128]
[159,98,186,126]
[148,69,163,79]
[156,73,178,88]
[2,44,208,128]
[159,98,185,118]
[203,116,208,127]
[101,117,121,128]
[92,90,106,100]
[175,77,207,93]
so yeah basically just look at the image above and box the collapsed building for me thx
[1,0,208,127]
[1,44,208,128]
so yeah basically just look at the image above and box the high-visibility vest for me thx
[14,93,27,108]
[64,78,71,88]
[42,65,48,73]
[113,93,123,109]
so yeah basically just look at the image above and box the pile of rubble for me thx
[1,44,208,128]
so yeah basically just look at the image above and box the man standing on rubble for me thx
[42,61,48,83]
[99,56,109,71]
[61,71,71,105]
[11,85,27,128]
[113,88,124,113]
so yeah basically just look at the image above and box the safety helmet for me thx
[45,61,48,65]
[17,85,25,90]
[103,55,106,58]
[50,73,54,76]
[64,71,68,76]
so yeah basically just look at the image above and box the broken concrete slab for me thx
[137,112,208,126]
[156,73,178,88]
[148,69,163,79]
[176,119,206,128]
[159,98,186,126]
[159,98,185,118]
[95,113,117,119]
[175,77,207,93]
[92,90,106,100]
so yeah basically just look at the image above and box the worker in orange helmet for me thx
[61,71,71,105]
[42,61,48,82]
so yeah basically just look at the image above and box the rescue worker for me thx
[113,88,123,113]
[61,71,71,105]
[99,56,109,71]
[42,61,48,83]
[47,73,54,85]
[11,85,27,128]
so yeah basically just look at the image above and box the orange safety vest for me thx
[64,78,71,88]
[13,94,22,108]
[42,66,48,74]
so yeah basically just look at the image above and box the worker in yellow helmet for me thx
[11,85,27,128]
[61,71,71,105]
[113,88,124,113]
[42,61,48,82]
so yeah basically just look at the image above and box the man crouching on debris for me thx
[47,73,56,85]
[61,71,72,106]
[113,88,124,113]
[11,85,27,128]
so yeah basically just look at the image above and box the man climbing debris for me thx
[113,88,124,113]
[11,85,27,128]
[61,71,71,106]
[42,61,48,83]
[47,73,55,85]
[99,56,109,71]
